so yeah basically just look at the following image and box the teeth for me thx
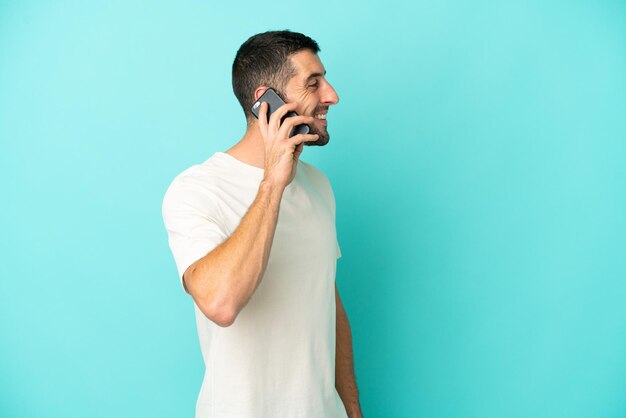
[314,114,327,120]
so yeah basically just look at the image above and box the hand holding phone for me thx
[251,88,310,137]
[251,89,319,188]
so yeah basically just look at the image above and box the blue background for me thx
[1,1,625,417]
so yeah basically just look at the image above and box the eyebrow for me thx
[305,69,327,82]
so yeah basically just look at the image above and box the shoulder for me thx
[298,159,331,186]
[163,165,210,204]
[162,155,226,217]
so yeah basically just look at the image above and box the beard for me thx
[304,121,330,146]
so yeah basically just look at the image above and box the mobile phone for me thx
[251,88,310,137]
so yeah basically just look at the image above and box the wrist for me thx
[258,178,285,201]
[260,177,286,193]
[346,403,363,418]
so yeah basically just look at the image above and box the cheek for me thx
[291,86,311,101]
[300,100,317,115]
[291,88,318,114]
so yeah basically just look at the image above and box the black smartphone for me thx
[251,88,310,137]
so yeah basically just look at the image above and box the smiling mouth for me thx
[313,107,329,119]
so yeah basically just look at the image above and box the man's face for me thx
[283,50,339,146]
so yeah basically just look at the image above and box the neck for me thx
[225,123,265,169]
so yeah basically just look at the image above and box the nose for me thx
[322,80,339,106]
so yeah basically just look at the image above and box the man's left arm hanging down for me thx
[335,283,363,418]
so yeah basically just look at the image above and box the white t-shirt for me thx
[162,152,348,418]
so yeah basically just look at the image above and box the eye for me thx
[308,81,319,89]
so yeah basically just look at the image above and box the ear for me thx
[254,86,270,101]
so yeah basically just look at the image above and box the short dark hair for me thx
[232,30,320,124]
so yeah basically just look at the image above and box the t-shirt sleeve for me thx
[162,178,229,291]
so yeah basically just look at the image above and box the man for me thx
[162,30,362,418]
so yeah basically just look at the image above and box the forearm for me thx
[336,287,363,417]
[185,179,284,326]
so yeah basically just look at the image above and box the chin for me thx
[305,136,329,147]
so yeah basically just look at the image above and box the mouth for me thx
[313,111,328,125]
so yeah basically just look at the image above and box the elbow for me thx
[209,307,237,328]
[185,262,253,328]
[199,297,238,328]
[185,265,239,327]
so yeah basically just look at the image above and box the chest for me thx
[215,173,337,264]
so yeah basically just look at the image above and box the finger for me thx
[282,114,316,128]
[293,141,304,160]
[269,101,299,132]
[291,133,320,146]
[277,115,316,138]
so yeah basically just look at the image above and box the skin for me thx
[183,49,362,417]
[227,49,338,168]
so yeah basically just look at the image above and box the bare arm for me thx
[335,284,363,417]
[183,180,283,326]
[183,101,319,327]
